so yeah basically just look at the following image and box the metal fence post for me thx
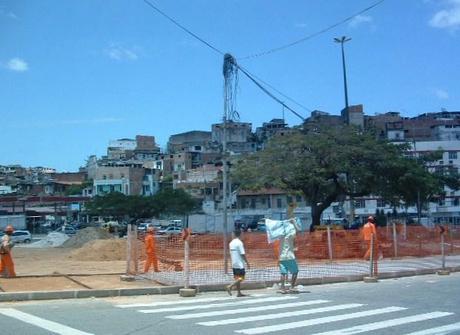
[369,234,375,277]
[392,221,398,258]
[327,226,333,261]
[438,230,450,275]
[364,233,378,282]
[126,224,132,275]
[184,238,190,289]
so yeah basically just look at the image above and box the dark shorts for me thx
[233,268,245,280]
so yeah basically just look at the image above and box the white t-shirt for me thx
[229,238,246,269]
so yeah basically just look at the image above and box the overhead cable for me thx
[143,0,224,56]
[237,65,305,121]
[239,0,385,60]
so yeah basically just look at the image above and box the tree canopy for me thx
[85,188,198,221]
[232,125,453,228]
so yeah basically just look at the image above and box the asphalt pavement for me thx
[0,273,459,335]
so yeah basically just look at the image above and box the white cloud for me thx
[294,23,308,28]
[6,58,28,72]
[0,9,18,19]
[435,89,449,100]
[348,14,373,28]
[106,44,139,61]
[429,0,460,30]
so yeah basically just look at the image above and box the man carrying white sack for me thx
[265,203,301,293]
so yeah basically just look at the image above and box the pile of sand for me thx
[25,232,69,248]
[69,239,127,261]
[61,227,112,248]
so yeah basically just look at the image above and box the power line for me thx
[143,0,224,56]
[142,0,310,120]
[239,0,385,60]
[237,65,305,121]
[238,65,312,113]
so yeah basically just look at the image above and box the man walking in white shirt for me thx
[227,229,250,297]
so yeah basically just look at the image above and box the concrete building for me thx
[212,121,256,154]
[341,104,364,128]
[92,163,153,196]
[255,119,293,149]
[167,131,212,154]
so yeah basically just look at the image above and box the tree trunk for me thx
[310,204,322,232]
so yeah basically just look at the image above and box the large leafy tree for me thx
[232,125,444,229]
[85,189,197,221]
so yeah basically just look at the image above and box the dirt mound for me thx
[69,239,127,261]
[28,232,69,248]
[61,227,112,248]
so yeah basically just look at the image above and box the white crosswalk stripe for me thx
[115,294,266,308]
[309,312,454,335]
[402,322,460,335]
[234,306,407,334]
[138,296,298,314]
[121,294,457,335]
[167,299,330,320]
[197,303,363,326]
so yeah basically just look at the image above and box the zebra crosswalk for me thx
[115,294,459,334]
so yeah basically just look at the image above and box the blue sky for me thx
[1,0,459,172]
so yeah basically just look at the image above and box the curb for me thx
[1,266,459,303]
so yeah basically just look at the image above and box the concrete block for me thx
[179,288,197,297]
[363,276,378,283]
[437,270,450,276]
[120,275,135,282]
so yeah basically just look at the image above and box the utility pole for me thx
[334,36,353,225]
[334,36,351,110]
[222,53,236,274]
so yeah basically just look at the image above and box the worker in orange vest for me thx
[0,225,16,278]
[361,216,378,275]
[143,225,159,273]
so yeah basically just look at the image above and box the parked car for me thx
[11,230,32,243]
[157,226,182,235]
[62,226,77,235]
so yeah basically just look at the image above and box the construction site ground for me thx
[0,247,161,293]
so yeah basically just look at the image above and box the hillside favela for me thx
[1,1,460,335]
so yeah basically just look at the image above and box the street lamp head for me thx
[334,36,352,44]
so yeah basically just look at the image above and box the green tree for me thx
[232,125,443,230]
[84,189,198,221]
[153,188,198,216]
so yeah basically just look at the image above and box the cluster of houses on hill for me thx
[1,106,459,229]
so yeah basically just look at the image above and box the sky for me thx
[1,0,459,172]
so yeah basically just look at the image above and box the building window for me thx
[277,198,282,208]
[449,152,457,160]
[354,199,366,208]
[250,199,256,209]
[287,196,292,204]
[377,199,386,208]
[454,198,460,207]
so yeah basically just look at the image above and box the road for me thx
[0,273,459,335]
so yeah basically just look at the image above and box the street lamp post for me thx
[334,36,353,225]
[334,36,352,110]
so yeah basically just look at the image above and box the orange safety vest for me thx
[144,233,156,254]
[362,222,377,241]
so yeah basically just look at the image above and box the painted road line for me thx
[116,294,266,308]
[0,308,94,335]
[401,321,460,335]
[309,312,454,335]
[198,303,364,326]
[167,300,330,320]
[139,296,298,314]
[235,306,406,335]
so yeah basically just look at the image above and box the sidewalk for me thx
[1,255,459,302]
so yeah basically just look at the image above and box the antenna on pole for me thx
[222,53,238,274]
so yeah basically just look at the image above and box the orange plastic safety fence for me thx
[130,225,460,286]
